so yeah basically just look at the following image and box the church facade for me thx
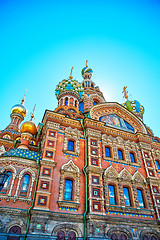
[0,62,160,239]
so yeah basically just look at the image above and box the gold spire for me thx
[86,60,88,67]
[30,104,36,121]
[122,86,128,100]
[69,67,74,79]
[21,90,27,105]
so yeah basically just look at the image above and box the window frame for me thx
[108,184,117,205]
[20,174,31,197]
[155,160,160,170]
[137,188,146,208]
[105,146,111,158]
[63,178,74,201]
[123,186,132,207]
[130,152,136,163]
[118,149,124,160]
[67,139,75,152]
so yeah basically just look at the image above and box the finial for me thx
[30,104,36,121]
[122,86,128,100]
[69,67,74,79]
[21,90,27,105]
[86,60,88,67]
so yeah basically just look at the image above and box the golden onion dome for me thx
[11,104,27,118]
[20,119,37,136]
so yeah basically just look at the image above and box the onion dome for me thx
[20,110,37,136]
[81,60,93,79]
[122,87,144,120]
[11,104,27,118]
[122,100,145,115]
[55,67,83,99]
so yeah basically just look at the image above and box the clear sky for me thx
[0,0,160,137]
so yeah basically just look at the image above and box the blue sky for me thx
[0,0,160,137]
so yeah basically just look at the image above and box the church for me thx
[0,61,160,240]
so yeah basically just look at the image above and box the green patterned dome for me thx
[55,78,84,99]
[122,100,145,115]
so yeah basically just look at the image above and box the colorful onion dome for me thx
[55,67,83,99]
[122,100,145,115]
[81,60,93,78]
[11,104,27,118]
[20,112,37,136]
[11,92,27,118]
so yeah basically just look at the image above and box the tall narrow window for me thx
[118,150,124,160]
[137,189,145,208]
[68,140,74,151]
[3,171,12,190]
[20,174,30,196]
[108,185,116,205]
[155,160,160,170]
[65,98,68,106]
[130,152,135,163]
[123,187,131,206]
[64,179,73,201]
[105,147,111,158]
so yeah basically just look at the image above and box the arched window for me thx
[79,102,84,113]
[65,98,68,106]
[130,152,136,163]
[64,179,73,201]
[75,100,77,108]
[120,233,127,240]
[155,160,160,170]
[7,226,21,240]
[118,149,124,160]
[3,171,12,190]
[143,236,149,240]
[56,230,65,240]
[68,140,74,152]
[105,147,111,157]
[20,174,30,196]
[151,236,158,240]
[123,187,131,206]
[111,233,118,240]
[137,189,145,208]
[108,185,116,205]
[68,231,76,240]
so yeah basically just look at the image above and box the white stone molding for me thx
[58,160,80,204]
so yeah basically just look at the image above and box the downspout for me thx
[80,119,88,240]
[23,159,40,240]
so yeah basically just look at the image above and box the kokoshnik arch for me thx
[0,61,160,240]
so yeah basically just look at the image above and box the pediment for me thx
[104,166,118,179]
[132,171,146,183]
[89,102,147,134]
[61,160,80,173]
[119,168,132,181]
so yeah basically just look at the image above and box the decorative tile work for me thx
[41,181,49,190]
[93,201,101,211]
[38,196,47,205]
[47,140,55,147]
[48,130,56,137]
[2,148,41,161]
[92,176,99,184]
[45,150,53,158]
[42,168,51,176]
[1,129,20,135]
[59,207,78,212]
[106,211,153,219]
[104,159,141,168]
